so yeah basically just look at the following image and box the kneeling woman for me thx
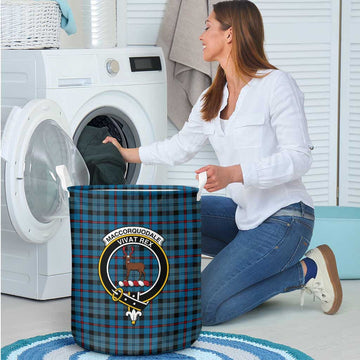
[103,0,342,325]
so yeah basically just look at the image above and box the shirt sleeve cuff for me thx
[139,145,153,165]
[241,162,259,187]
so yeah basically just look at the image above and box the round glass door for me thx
[3,99,90,243]
[24,120,89,223]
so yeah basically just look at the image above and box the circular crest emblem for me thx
[98,226,169,325]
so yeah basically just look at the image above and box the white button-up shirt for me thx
[139,70,314,230]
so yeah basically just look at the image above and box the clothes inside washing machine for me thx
[88,115,128,148]
[77,124,126,185]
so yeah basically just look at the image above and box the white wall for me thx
[59,0,84,48]
[60,0,167,48]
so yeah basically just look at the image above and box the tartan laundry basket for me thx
[68,184,202,356]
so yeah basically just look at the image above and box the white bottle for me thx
[82,0,116,48]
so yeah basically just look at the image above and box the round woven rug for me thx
[1,331,313,360]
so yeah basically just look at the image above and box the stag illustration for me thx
[122,246,146,280]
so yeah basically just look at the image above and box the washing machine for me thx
[1,47,167,300]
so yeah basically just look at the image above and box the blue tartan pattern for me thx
[68,185,202,356]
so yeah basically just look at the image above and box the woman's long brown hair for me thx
[201,0,277,121]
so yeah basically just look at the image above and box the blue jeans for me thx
[201,196,314,325]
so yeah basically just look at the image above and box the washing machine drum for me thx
[2,99,90,244]
[77,125,126,185]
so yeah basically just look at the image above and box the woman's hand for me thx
[103,136,122,152]
[195,164,243,192]
[102,136,141,163]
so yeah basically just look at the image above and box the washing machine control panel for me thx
[106,59,120,76]
[129,56,162,72]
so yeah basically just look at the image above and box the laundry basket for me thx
[1,0,61,49]
[68,185,202,356]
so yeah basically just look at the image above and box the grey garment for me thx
[157,0,219,130]
[77,126,126,185]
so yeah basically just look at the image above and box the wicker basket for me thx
[1,0,61,49]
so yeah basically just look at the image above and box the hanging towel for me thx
[157,0,218,130]
[34,0,77,35]
[53,0,77,35]
[77,126,126,185]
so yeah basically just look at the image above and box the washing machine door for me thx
[2,99,90,244]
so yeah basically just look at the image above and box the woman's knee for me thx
[201,196,237,218]
[201,294,218,325]
[201,270,230,325]
[201,196,238,248]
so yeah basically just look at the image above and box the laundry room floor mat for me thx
[1,331,314,360]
